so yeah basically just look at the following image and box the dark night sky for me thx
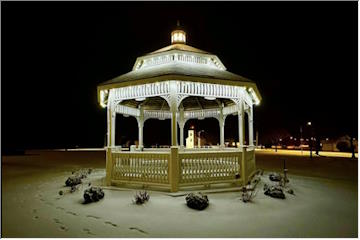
[2,1,358,152]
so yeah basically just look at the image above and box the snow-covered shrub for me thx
[269,173,282,182]
[240,186,257,203]
[263,184,285,199]
[185,193,209,210]
[83,187,105,203]
[65,176,82,186]
[133,191,150,205]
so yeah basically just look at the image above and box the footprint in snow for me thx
[83,228,96,235]
[53,218,62,224]
[105,221,117,227]
[129,227,148,234]
[66,211,78,216]
[59,225,68,231]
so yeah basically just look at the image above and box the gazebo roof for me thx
[99,60,253,87]
[97,27,262,103]
[146,43,210,55]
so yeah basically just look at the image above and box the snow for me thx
[2,150,357,237]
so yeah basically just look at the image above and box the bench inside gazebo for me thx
[97,25,262,192]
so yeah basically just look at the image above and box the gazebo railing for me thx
[178,151,241,186]
[106,146,256,192]
[244,148,256,181]
[107,151,170,186]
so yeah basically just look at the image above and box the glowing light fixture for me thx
[171,21,186,44]
[248,87,260,105]
[171,30,186,44]
[100,89,108,108]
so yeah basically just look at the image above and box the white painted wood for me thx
[110,151,170,184]
[219,104,225,148]
[111,110,116,147]
[179,108,185,148]
[248,105,254,146]
[115,104,140,117]
[178,150,241,184]
[107,90,116,147]
[106,147,256,191]
[137,106,144,149]
[169,81,178,146]
[111,81,250,104]
[238,100,245,148]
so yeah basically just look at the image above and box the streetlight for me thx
[300,121,312,157]
[306,121,316,158]
[198,130,205,148]
[300,126,303,155]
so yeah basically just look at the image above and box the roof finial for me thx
[171,21,186,44]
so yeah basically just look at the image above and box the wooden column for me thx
[179,107,185,148]
[248,105,254,146]
[105,147,113,186]
[169,81,178,146]
[238,100,245,148]
[137,106,144,149]
[107,99,116,147]
[219,104,225,148]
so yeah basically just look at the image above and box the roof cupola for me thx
[171,20,186,44]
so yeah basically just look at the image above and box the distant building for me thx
[321,139,338,152]
[321,136,358,152]
[186,130,195,148]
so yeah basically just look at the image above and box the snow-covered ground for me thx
[2,150,357,237]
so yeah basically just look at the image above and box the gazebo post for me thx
[169,81,180,192]
[219,103,225,148]
[107,98,116,147]
[238,100,245,148]
[179,107,185,148]
[169,81,178,146]
[137,105,144,149]
[248,105,254,146]
[170,104,177,146]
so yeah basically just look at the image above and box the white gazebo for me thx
[97,25,262,192]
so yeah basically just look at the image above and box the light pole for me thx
[300,126,303,155]
[351,137,356,159]
[300,121,312,157]
[307,121,313,159]
[198,130,205,148]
